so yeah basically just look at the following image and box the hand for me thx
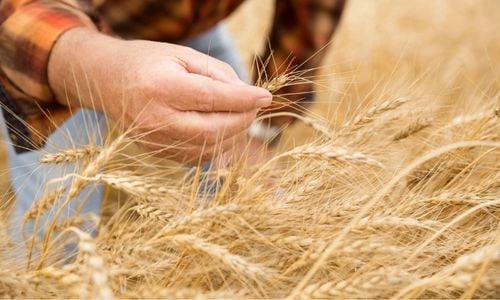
[48,28,272,163]
[236,137,275,167]
[212,135,275,171]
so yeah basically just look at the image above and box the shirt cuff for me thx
[0,2,95,103]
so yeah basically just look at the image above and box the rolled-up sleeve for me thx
[0,1,99,151]
[0,0,97,102]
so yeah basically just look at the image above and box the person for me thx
[0,0,346,241]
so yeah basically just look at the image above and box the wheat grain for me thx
[1,4,499,298]
[96,171,177,198]
[286,144,383,167]
[392,118,432,141]
[341,97,410,132]
[169,234,269,278]
[132,204,173,224]
[40,146,102,164]
[161,203,239,232]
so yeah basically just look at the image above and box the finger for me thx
[215,133,252,167]
[181,47,242,83]
[148,131,248,164]
[183,130,248,164]
[209,130,249,154]
[176,129,248,155]
[200,131,250,164]
[211,133,250,169]
[171,110,257,145]
[170,73,272,112]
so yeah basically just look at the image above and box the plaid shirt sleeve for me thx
[0,0,97,102]
[0,0,99,150]
[259,0,346,126]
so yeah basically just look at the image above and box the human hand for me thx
[48,28,272,163]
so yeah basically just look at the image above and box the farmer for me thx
[0,0,345,239]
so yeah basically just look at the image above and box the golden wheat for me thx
[1,1,499,299]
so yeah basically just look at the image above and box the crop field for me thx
[0,0,499,298]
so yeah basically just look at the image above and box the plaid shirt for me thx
[0,0,345,151]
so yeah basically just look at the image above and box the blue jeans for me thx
[2,23,248,245]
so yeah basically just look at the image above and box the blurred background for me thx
[225,0,499,143]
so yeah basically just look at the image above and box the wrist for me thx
[48,27,120,111]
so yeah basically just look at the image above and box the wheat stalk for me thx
[2,6,499,297]
[34,134,127,269]
[23,187,66,221]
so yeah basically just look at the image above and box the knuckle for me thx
[185,46,199,56]
[221,61,232,71]
[196,86,215,111]
[134,72,157,97]
[222,62,237,77]
[175,45,195,56]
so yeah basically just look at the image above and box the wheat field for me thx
[0,0,499,299]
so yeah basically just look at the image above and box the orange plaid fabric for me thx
[0,0,345,150]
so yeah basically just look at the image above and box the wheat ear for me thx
[40,146,102,164]
[341,97,410,133]
[392,118,433,141]
[169,234,269,279]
